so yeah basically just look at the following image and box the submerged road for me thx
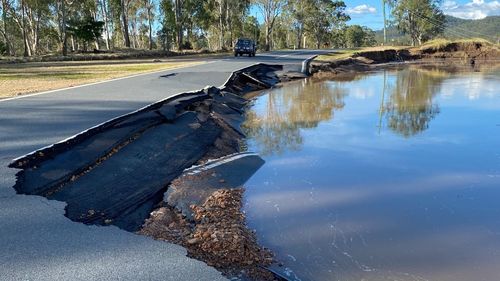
[0,50,328,281]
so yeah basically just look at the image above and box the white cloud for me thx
[347,4,377,15]
[442,0,500,19]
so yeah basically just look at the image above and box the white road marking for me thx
[0,60,217,103]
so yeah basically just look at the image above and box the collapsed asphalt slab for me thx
[8,63,287,280]
[11,64,281,233]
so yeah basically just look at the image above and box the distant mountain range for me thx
[374,15,500,44]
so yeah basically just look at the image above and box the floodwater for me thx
[242,64,500,281]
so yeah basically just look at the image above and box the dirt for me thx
[310,41,500,76]
[417,41,500,60]
[139,189,277,281]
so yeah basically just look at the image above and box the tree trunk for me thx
[61,0,67,55]
[120,0,130,47]
[218,0,224,49]
[100,0,111,49]
[174,0,182,50]
[33,7,41,54]
[147,0,153,50]
[1,0,14,55]
[265,25,271,51]
[226,1,233,48]
[71,35,75,51]
[20,0,31,56]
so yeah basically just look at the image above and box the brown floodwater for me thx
[242,63,500,281]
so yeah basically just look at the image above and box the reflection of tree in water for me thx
[243,79,347,155]
[384,67,448,138]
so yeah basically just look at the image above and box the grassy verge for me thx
[0,59,204,99]
[418,38,499,52]
[315,49,359,62]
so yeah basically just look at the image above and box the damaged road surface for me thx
[11,64,280,231]
[10,64,286,280]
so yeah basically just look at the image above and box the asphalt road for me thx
[0,50,328,281]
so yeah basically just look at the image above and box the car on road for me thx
[234,38,256,57]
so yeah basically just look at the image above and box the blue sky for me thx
[252,0,500,30]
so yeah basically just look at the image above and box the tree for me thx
[0,0,15,55]
[98,0,112,49]
[159,0,176,50]
[67,17,104,51]
[144,0,153,50]
[56,0,68,55]
[390,0,444,46]
[303,0,349,49]
[253,0,285,51]
[287,0,306,48]
[345,25,364,47]
[119,0,131,47]
[344,25,376,47]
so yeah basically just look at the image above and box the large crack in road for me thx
[9,64,290,281]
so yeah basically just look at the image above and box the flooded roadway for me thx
[242,64,500,281]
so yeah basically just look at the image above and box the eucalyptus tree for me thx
[253,0,285,51]
[144,0,153,50]
[111,0,131,47]
[302,0,349,49]
[0,0,15,55]
[286,0,306,48]
[390,0,444,46]
[97,0,112,49]
[159,0,175,50]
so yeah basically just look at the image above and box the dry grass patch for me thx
[315,49,358,62]
[0,60,204,99]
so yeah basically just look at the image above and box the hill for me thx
[443,15,500,42]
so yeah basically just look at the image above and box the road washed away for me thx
[9,63,295,280]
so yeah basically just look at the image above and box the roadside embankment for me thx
[310,40,500,75]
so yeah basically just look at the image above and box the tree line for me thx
[0,0,449,57]
[0,0,370,57]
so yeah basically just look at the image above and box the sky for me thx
[346,0,500,30]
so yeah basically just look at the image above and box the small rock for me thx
[187,238,200,244]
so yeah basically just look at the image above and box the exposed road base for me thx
[10,63,290,280]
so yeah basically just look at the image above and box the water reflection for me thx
[244,66,463,155]
[383,67,447,137]
[243,64,500,281]
[243,80,347,155]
